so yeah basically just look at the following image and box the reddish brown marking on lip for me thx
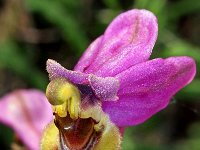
[55,114,96,150]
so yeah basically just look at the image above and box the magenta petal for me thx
[102,57,196,127]
[47,59,88,84]
[88,75,119,101]
[74,36,103,72]
[75,9,158,76]
[0,90,53,150]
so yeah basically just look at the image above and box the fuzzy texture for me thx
[74,9,158,76]
[0,90,52,150]
[47,9,196,127]
[0,9,196,150]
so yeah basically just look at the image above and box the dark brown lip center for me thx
[54,114,96,150]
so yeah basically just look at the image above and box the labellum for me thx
[41,78,121,150]
[55,114,99,150]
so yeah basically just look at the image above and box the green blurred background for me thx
[0,0,200,149]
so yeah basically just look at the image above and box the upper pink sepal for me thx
[75,9,158,76]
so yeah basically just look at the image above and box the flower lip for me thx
[54,113,100,150]
[44,77,122,150]
[45,78,102,149]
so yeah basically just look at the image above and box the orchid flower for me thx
[0,9,196,150]
[41,9,196,149]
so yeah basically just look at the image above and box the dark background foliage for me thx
[0,0,200,149]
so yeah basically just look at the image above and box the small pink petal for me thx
[88,75,119,101]
[102,57,196,127]
[47,59,88,84]
[0,90,53,150]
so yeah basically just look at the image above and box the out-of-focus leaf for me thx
[60,0,80,12]
[0,124,14,149]
[158,30,200,73]
[134,0,149,8]
[177,79,200,100]
[25,0,88,55]
[122,127,136,150]
[97,9,120,25]
[176,139,200,150]
[169,0,200,20]
[103,0,120,9]
[0,41,47,89]
[134,0,166,14]
[175,122,200,150]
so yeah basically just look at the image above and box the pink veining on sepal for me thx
[75,9,158,77]
[0,90,53,150]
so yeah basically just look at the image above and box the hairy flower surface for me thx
[42,9,196,149]
[0,9,196,150]
[46,9,196,126]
